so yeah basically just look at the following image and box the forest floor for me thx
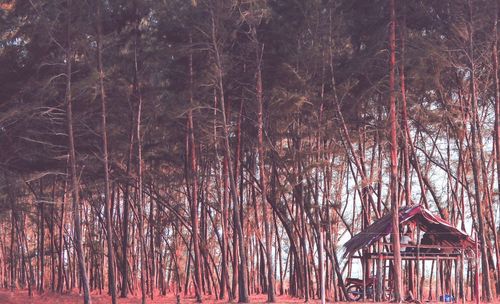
[0,290,328,303]
[1,290,495,303]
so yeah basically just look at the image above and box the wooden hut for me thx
[342,205,478,302]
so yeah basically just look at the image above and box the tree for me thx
[65,0,91,302]
[389,0,403,301]
[96,0,117,302]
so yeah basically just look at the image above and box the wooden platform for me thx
[360,252,462,260]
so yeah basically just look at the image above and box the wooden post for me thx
[319,225,325,304]
[436,256,440,302]
[454,257,458,303]
[440,258,443,300]
[362,251,366,301]
[371,254,375,303]
[467,255,470,302]
[416,226,420,301]
[376,242,383,301]
[460,251,465,304]
[474,234,479,304]
[465,259,474,302]
[429,260,434,300]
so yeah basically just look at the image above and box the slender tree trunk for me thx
[120,89,135,298]
[50,181,56,292]
[467,1,493,300]
[255,39,276,303]
[399,3,411,208]
[220,156,230,300]
[186,110,202,303]
[39,181,45,294]
[149,195,155,299]
[120,125,134,298]
[133,4,146,302]
[211,6,249,301]
[492,0,500,295]
[96,2,116,302]
[18,215,33,296]
[65,1,91,302]
[57,174,67,293]
[187,31,203,302]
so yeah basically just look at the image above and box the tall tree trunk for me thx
[133,3,146,302]
[120,113,134,298]
[492,0,500,295]
[186,33,202,303]
[467,1,493,300]
[255,39,276,303]
[149,195,155,299]
[39,181,45,294]
[220,156,230,300]
[188,32,203,303]
[214,84,230,299]
[389,0,403,301]
[65,1,91,302]
[119,81,135,298]
[50,180,56,292]
[211,6,249,302]
[96,2,116,303]
[57,174,67,293]
[399,2,411,208]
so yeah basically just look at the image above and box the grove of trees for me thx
[0,0,499,303]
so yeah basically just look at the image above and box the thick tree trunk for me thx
[389,0,403,301]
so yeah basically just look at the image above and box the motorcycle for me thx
[345,277,392,302]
